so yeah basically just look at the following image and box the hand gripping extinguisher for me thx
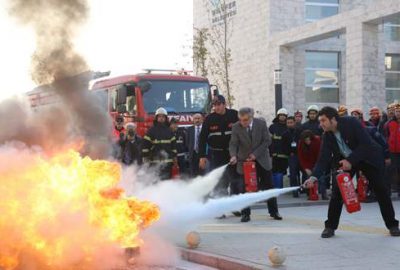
[243,161,258,192]
[336,171,361,213]
[357,173,368,202]
[308,180,319,201]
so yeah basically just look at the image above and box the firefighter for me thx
[301,105,323,136]
[269,108,290,189]
[170,118,188,175]
[386,103,400,198]
[198,95,239,197]
[286,116,301,197]
[142,107,177,180]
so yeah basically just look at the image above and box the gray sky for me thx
[0,0,193,100]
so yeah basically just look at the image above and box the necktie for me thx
[247,126,252,141]
[195,126,200,153]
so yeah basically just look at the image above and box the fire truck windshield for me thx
[142,80,210,114]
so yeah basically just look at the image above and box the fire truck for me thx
[28,69,217,137]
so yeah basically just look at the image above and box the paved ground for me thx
[179,193,400,270]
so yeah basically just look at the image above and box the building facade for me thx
[193,0,400,121]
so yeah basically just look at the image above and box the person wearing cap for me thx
[304,106,400,238]
[170,118,188,176]
[301,105,323,136]
[142,107,177,180]
[120,123,143,166]
[294,110,303,128]
[269,108,290,195]
[385,103,400,198]
[198,95,239,198]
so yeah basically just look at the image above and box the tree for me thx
[193,27,210,77]
[206,0,235,107]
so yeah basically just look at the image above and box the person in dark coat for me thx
[301,105,323,136]
[286,116,301,197]
[142,107,177,180]
[304,106,400,238]
[120,123,143,166]
[269,108,290,188]
[186,113,204,177]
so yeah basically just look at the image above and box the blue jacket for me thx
[312,117,383,179]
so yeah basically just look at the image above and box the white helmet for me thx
[277,108,288,116]
[307,105,319,113]
[155,107,168,116]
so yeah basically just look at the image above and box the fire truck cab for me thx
[90,69,216,136]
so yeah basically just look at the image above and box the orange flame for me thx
[0,149,160,269]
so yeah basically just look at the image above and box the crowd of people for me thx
[111,95,400,234]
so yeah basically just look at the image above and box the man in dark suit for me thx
[304,106,400,238]
[186,113,204,177]
[229,107,282,222]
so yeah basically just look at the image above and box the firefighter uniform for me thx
[173,127,188,175]
[199,107,239,195]
[142,122,177,180]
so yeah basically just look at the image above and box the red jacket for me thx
[297,136,321,171]
[386,119,400,153]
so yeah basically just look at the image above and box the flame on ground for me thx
[0,148,160,270]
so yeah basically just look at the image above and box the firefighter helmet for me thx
[155,107,168,116]
[307,105,319,113]
[277,108,288,116]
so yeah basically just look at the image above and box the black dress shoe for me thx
[232,211,242,217]
[321,228,335,238]
[241,215,250,222]
[389,227,400,236]
[216,214,226,219]
[270,213,283,220]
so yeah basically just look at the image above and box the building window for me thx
[385,54,400,103]
[384,16,400,42]
[305,0,339,22]
[305,51,340,103]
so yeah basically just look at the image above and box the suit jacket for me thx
[229,118,272,174]
[312,116,383,178]
[186,125,202,160]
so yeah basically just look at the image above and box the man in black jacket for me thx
[186,113,204,177]
[120,123,143,166]
[304,106,400,238]
[199,95,238,197]
[301,105,323,136]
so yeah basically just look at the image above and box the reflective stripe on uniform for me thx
[224,131,232,135]
[272,135,282,140]
[149,159,174,164]
[144,135,152,141]
[272,153,289,159]
[208,132,222,137]
[177,153,185,157]
[177,140,184,143]
[152,139,175,144]
[172,149,177,153]
[142,149,149,153]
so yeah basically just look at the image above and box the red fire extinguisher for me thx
[308,180,319,201]
[357,174,368,202]
[171,164,180,179]
[337,171,361,213]
[243,161,258,192]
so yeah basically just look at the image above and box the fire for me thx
[0,147,160,270]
